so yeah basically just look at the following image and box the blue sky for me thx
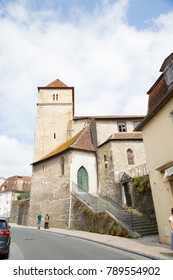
[0,0,173,177]
[128,0,173,28]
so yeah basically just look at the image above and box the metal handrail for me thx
[119,163,149,181]
[72,182,135,229]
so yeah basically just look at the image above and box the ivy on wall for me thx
[72,198,132,238]
[133,175,150,197]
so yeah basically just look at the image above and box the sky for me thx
[0,0,173,178]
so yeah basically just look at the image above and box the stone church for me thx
[27,79,147,229]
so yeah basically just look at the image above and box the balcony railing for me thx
[118,163,148,181]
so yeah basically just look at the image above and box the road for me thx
[9,226,151,260]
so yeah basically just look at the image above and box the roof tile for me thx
[45,79,68,88]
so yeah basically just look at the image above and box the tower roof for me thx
[45,79,68,88]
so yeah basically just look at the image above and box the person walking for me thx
[169,208,173,250]
[37,213,42,229]
[44,214,50,229]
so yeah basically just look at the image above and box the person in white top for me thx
[169,208,173,250]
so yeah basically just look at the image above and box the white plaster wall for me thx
[70,151,97,195]
[0,192,12,217]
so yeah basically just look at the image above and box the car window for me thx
[0,221,6,229]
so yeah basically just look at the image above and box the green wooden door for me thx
[77,167,89,192]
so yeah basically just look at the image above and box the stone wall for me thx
[18,199,30,226]
[34,88,74,162]
[97,142,122,205]
[9,200,19,223]
[70,196,132,237]
[97,139,147,207]
[27,153,71,228]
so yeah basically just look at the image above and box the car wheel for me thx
[3,251,9,259]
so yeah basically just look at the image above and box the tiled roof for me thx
[73,115,145,120]
[135,54,173,131]
[99,132,143,147]
[147,74,168,113]
[0,176,31,193]
[71,125,96,152]
[109,132,143,140]
[32,124,96,165]
[45,79,68,88]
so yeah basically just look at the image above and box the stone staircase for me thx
[72,186,158,237]
[104,197,158,236]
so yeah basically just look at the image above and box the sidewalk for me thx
[11,223,173,260]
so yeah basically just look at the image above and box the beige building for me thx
[28,79,147,229]
[136,52,173,244]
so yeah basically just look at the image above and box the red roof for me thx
[45,79,68,88]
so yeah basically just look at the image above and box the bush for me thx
[133,176,150,197]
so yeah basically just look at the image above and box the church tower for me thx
[33,79,74,162]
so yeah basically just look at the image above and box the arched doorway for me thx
[77,166,89,192]
[120,172,133,207]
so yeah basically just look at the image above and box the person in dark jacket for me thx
[44,214,50,229]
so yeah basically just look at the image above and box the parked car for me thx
[0,218,11,259]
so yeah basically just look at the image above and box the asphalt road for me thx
[9,226,151,260]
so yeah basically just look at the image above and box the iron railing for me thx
[72,182,138,235]
[118,163,149,181]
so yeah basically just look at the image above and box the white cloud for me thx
[0,0,173,177]
[0,135,32,178]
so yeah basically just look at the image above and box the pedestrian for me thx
[44,214,50,229]
[37,212,42,229]
[168,207,173,250]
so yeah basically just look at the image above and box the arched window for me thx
[77,166,89,192]
[60,156,65,175]
[127,149,135,165]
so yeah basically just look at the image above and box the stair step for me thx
[73,192,158,237]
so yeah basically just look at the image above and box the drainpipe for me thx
[68,193,72,229]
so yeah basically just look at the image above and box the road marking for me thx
[9,240,24,260]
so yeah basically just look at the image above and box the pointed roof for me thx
[32,124,96,165]
[45,79,68,88]
[108,132,143,140]
[99,132,143,147]
[120,172,132,182]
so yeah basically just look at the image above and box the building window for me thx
[104,155,108,168]
[54,133,56,139]
[127,149,135,165]
[53,93,59,101]
[164,63,173,86]
[2,186,7,191]
[60,156,65,175]
[118,122,127,132]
